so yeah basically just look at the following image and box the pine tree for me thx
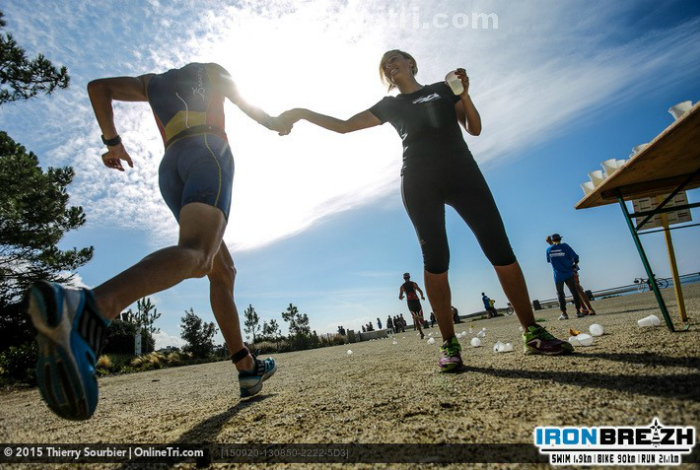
[180,308,217,358]
[243,304,260,344]
[0,11,70,105]
[0,132,92,349]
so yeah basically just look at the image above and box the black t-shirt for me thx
[402,281,419,301]
[369,82,467,160]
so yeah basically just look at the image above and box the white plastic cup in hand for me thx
[589,324,604,337]
[637,314,661,327]
[471,337,482,347]
[588,170,606,187]
[445,71,464,95]
[669,101,693,120]
[576,333,594,346]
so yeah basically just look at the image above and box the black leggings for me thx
[401,151,515,274]
[555,276,581,312]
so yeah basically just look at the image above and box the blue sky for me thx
[1,0,699,348]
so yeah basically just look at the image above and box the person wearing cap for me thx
[546,233,585,320]
[546,236,596,316]
[399,273,426,339]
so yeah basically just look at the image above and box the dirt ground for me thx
[1,285,699,470]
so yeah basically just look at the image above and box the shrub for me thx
[165,352,182,366]
[0,342,37,384]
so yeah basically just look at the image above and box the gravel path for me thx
[1,285,699,470]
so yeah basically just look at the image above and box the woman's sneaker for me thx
[26,281,109,420]
[239,357,277,398]
[523,325,574,355]
[438,336,463,372]
[558,313,569,320]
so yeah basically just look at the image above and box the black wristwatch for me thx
[101,134,122,146]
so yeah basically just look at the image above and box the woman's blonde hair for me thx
[379,49,418,91]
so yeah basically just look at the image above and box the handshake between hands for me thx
[267,109,303,136]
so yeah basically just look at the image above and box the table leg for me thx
[617,193,675,331]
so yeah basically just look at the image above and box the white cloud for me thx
[1,0,698,253]
[153,330,187,350]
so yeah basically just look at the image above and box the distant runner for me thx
[398,273,426,339]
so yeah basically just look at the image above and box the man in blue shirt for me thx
[546,233,584,320]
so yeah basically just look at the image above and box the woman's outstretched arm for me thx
[279,108,381,134]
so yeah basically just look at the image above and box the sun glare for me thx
[183,4,400,251]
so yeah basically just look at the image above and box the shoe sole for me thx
[240,361,278,398]
[27,282,94,420]
[439,362,464,373]
[523,346,574,356]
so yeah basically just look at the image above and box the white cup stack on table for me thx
[601,159,619,177]
[668,100,693,120]
[445,71,464,95]
[638,314,661,327]
[581,181,595,196]
[588,170,606,187]
[629,143,649,158]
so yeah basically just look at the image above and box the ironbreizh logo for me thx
[534,418,696,466]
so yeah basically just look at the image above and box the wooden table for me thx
[575,101,700,331]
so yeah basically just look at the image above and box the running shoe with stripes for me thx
[238,357,277,398]
[523,325,573,355]
[26,281,109,420]
[438,336,464,372]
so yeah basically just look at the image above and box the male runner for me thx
[398,273,426,339]
[25,62,289,420]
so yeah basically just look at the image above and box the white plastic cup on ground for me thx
[347,350,353,355]
[493,341,504,353]
[471,337,482,347]
[427,337,436,345]
[445,71,464,95]
[576,333,594,346]
[392,340,397,345]
[589,324,604,337]
[669,101,693,120]
[601,159,619,176]
[581,181,595,196]
[588,170,606,187]
[568,336,581,347]
[637,314,661,327]
[477,330,486,338]
[629,143,649,158]
[503,342,514,352]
